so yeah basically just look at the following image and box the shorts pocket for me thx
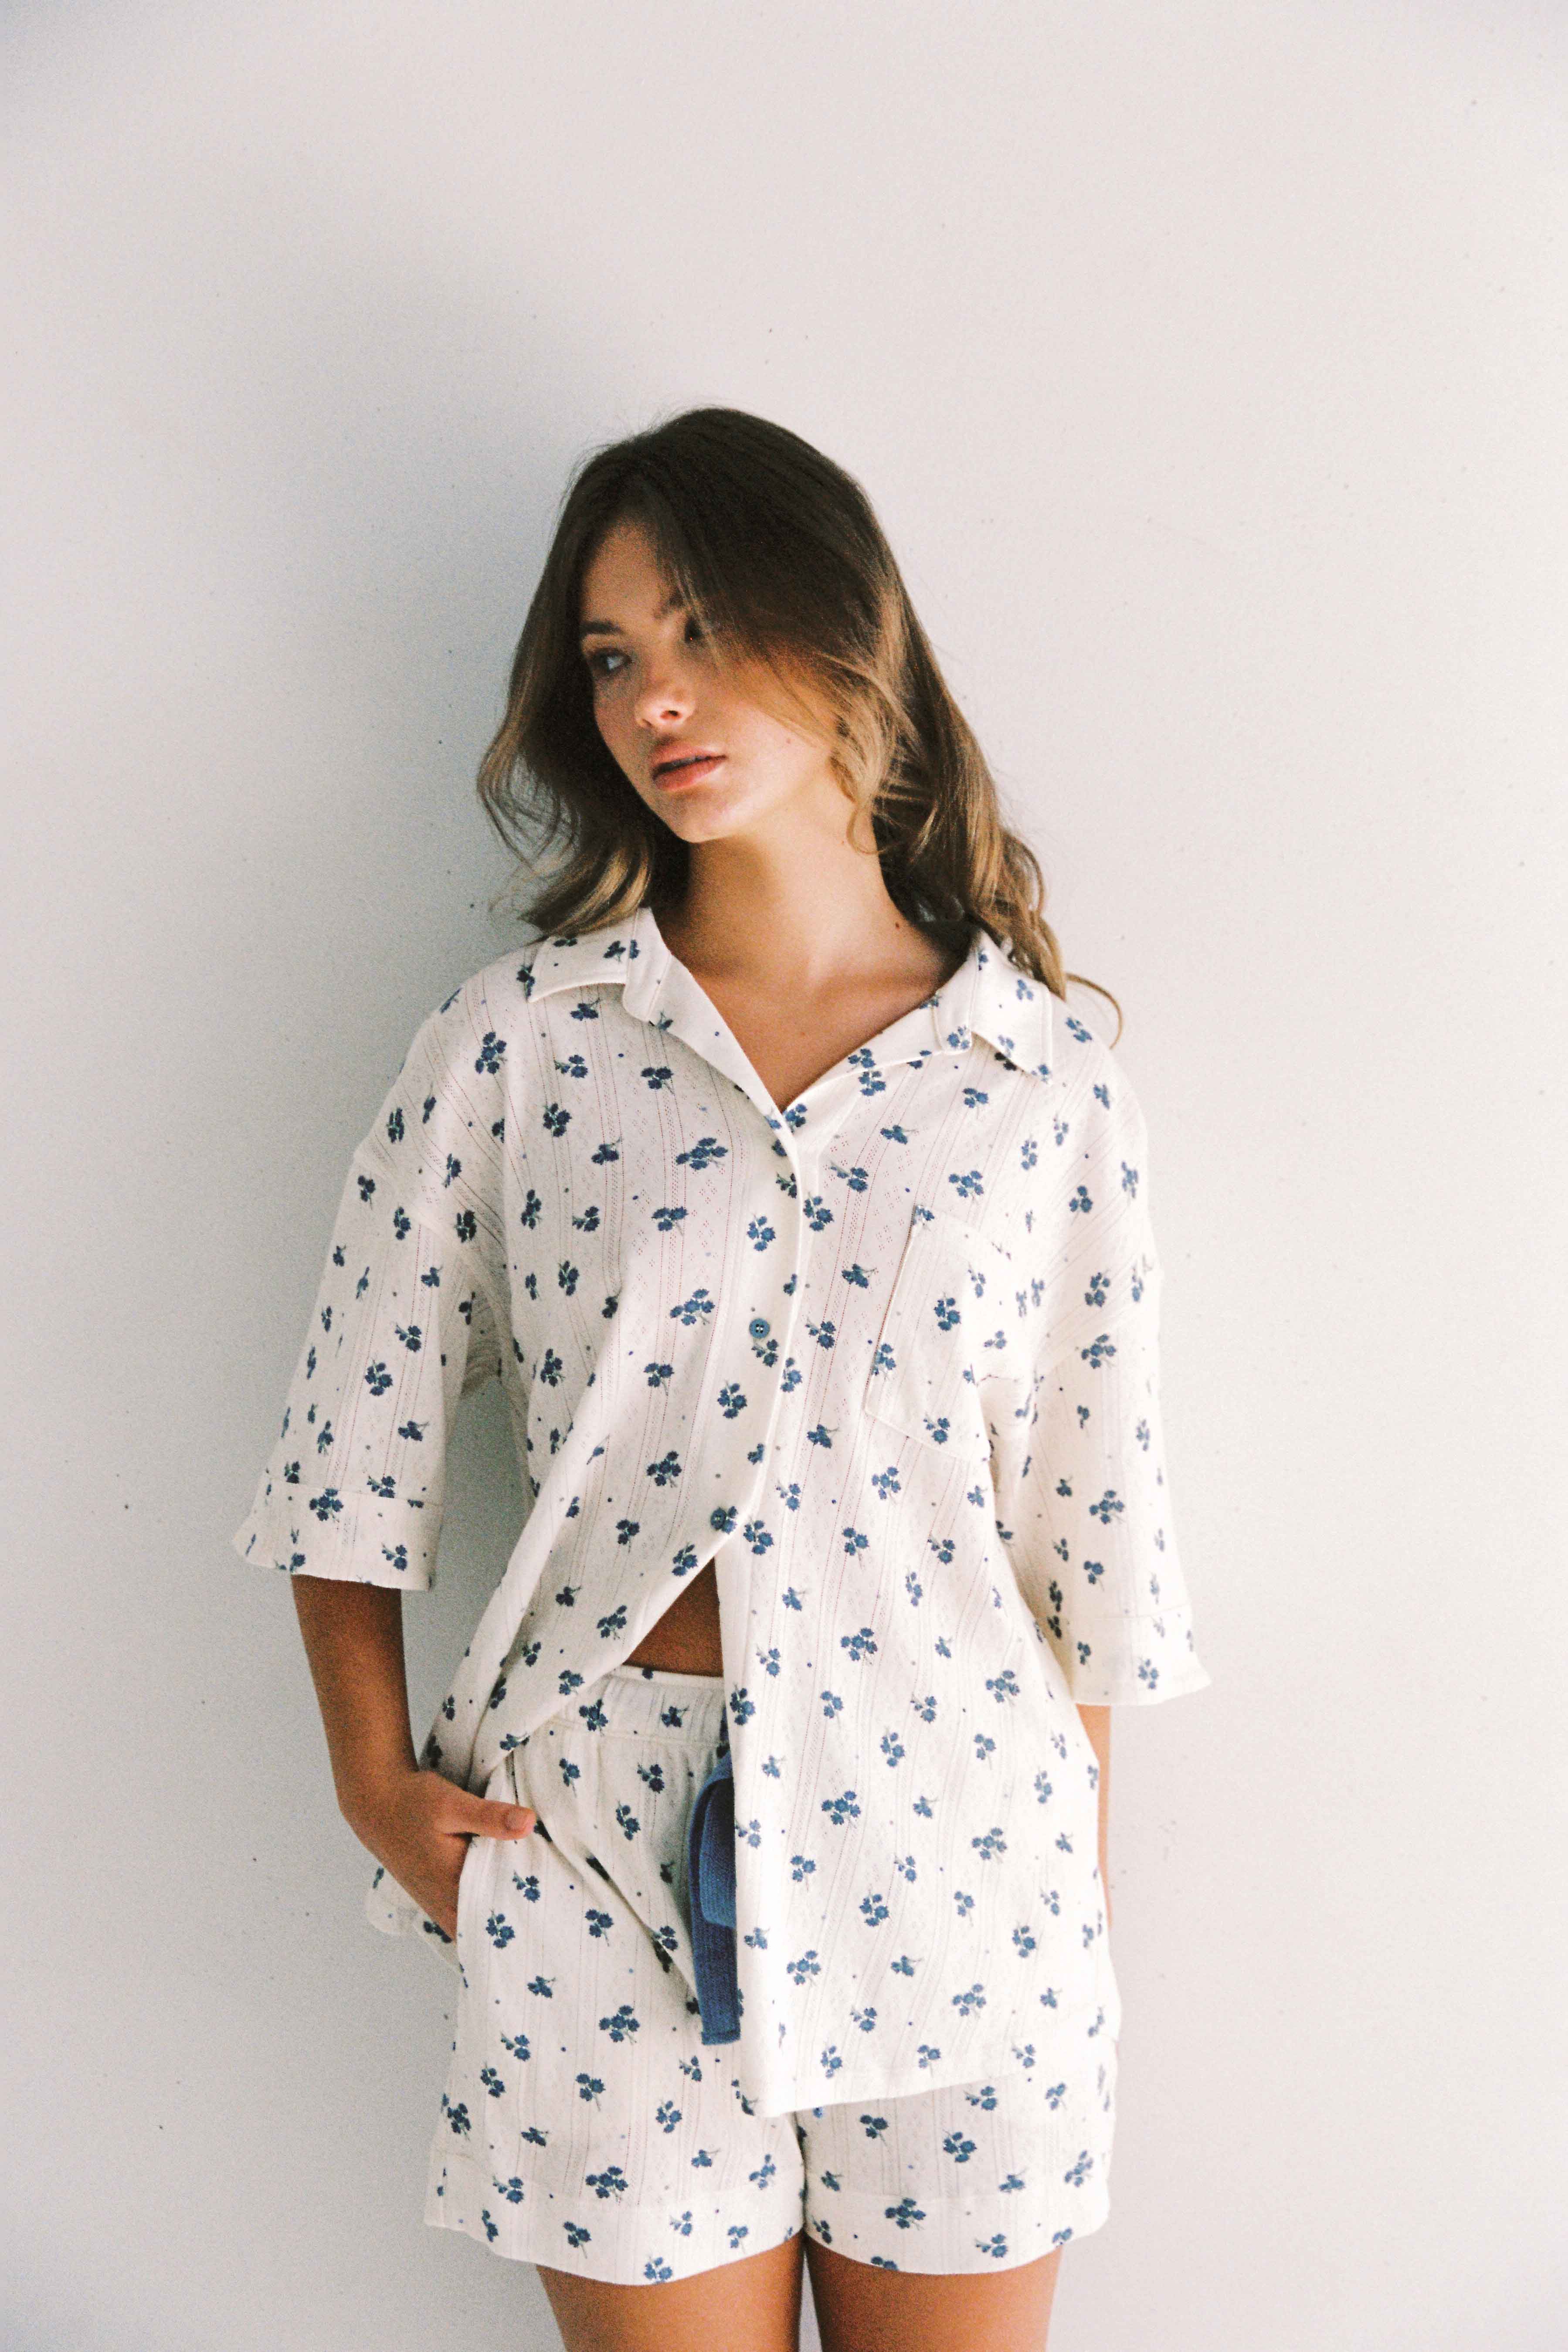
[453,1831,484,1969]
[454,1761,510,1970]
[863,1206,1025,1459]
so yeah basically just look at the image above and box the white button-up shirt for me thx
[234,904,1208,2117]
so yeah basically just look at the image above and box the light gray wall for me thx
[4,6,1564,2348]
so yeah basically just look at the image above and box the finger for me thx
[465,1799,536,1839]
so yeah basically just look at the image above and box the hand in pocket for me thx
[350,1768,536,1944]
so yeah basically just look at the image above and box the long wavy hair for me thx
[476,406,1122,1041]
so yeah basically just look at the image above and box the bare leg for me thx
[804,2237,1062,2352]
[536,2230,805,2352]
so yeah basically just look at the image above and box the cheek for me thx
[733,674,833,763]
[592,688,628,751]
[594,691,661,802]
[721,691,799,760]
[744,714,830,787]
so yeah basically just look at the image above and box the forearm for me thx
[1076,1703,1112,1931]
[289,1576,421,1830]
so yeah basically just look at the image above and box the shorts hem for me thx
[800,2178,1111,2273]
[424,2135,808,2287]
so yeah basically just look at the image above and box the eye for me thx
[585,613,708,682]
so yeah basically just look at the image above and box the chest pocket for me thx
[863,1206,1026,1460]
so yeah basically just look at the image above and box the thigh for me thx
[805,2234,1061,2352]
[539,2230,805,2352]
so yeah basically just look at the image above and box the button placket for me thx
[708,1124,810,1582]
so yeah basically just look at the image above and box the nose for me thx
[633,647,697,731]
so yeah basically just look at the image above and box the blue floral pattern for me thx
[234,904,1208,2118]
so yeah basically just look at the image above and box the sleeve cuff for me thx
[229,1514,435,1592]
[1055,1609,1212,1706]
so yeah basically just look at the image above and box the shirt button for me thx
[749,1315,770,1339]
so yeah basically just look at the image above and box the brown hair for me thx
[476,406,1122,1041]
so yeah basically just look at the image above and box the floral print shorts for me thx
[421,1663,1117,2286]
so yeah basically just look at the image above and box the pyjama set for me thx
[422,1662,1117,2284]
[234,907,1208,2286]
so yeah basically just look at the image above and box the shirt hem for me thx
[735,1998,1120,2121]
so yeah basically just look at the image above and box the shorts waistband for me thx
[598,1660,728,1742]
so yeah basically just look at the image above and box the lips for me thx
[652,750,724,783]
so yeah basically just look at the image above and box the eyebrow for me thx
[579,588,687,641]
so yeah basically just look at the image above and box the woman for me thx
[234,407,1209,2351]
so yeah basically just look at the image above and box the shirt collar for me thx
[517,902,1056,1083]
[927,921,1057,1080]
[517,906,664,1015]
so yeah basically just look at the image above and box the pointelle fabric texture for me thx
[232,903,1209,2118]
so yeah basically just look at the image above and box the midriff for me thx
[624,1558,724,1677]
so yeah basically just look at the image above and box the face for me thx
[577,516,841,846]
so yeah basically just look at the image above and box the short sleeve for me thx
[989,1043,1210,1705]
[231,983,508,1591]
